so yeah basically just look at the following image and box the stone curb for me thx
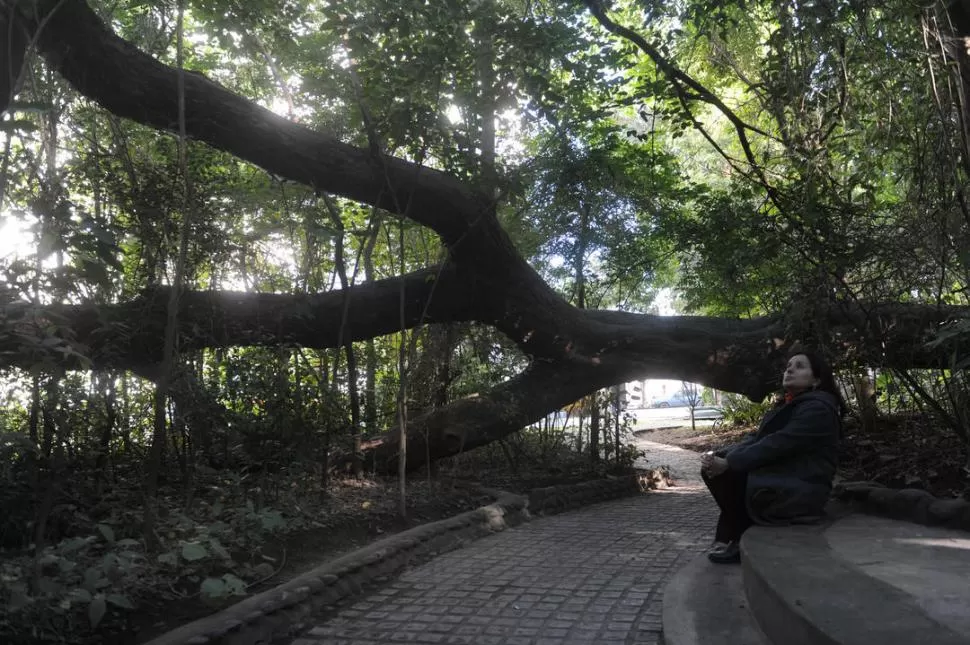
[741,523,967,645]
[143,469,669,645]
[831,481,970,533]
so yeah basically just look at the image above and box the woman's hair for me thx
[788,348,847,417]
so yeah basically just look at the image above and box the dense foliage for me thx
[1,0,969,641]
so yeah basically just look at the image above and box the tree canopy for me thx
[1,0,969,466]
[3,1,970,640]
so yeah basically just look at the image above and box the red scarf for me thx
[784,391,795,404]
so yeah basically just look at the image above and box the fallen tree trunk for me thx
[3,0,968,473]
[360,300,970,472]
[0,266,481,374]
[3,268,965,392]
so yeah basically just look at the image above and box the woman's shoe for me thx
[707,541,741,564]
[707,541,729,555]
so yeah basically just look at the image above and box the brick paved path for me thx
[292,441,716,645]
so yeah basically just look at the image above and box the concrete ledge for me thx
[832,481,970,532]
[662,553,769,645]
[143,469,669,645]
[741,525,968,645]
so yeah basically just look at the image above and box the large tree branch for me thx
[0,266,482,374]
[361,299,970,473]
[361,359,626,473]
[12,0,482,243]
[13,0,591,364]
[9,0,970,476]
[583,301,970,393]
[5,277,965,398]
[0,2,30,113]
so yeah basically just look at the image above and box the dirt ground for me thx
[60,416,969,644]
[637,417,969,500]
[634,424,751,454]
[131,465,622,644]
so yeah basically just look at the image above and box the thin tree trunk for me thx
[319,352,331,497]
[31,458,58,593]
[323,195,362,477]
[853,369,878,433]
[119,373,134,455]
[363,216,380,436]
[41,374,59,460]
[474,0,497,193]
[613,385,621,465]
[27,374,40,489]
[574,203,590,310]
[589,393,600,463]
[95,372,116,497]
[576,410,584,454]
[32,374,63,592]
[144,3,192,549]
[397,219,408,519]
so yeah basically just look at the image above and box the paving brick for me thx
[288,442,714,644]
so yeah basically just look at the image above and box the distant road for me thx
[627,406,721,430]
[534,405,722,432]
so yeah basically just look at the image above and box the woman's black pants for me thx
[702,468,753,543]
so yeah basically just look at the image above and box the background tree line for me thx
[0,0,969,641]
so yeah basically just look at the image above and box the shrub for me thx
[720,393,772,427]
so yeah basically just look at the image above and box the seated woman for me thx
[700,349,844,564]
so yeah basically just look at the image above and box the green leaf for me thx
[70,588,93,603]
[157,551,178,566]
[37,553,59,566]
[106,593,135,609]
[222,573,247,596]
[37,576,62,595]
[6,582,30,613]
[88,594,107,628]
[200,577,227,599]
[208,537,231,560]
[181,542,209,562]
[116,538,140,548]
[83,567,104,591]
[259,510,284,531]
[97,524,115,543]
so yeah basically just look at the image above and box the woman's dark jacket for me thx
[716,391,840,525]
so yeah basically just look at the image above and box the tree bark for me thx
[10,0,970,473]
[0,266,480,372]
[363,220,381,434]
[0,2,29,112]
[323,195,363,477]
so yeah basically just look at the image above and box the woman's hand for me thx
[701,453,729,476]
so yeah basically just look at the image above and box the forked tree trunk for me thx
[4,0,970,474]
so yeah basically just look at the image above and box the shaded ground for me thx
[14,413,966,644]
[838,415,968,499]
[634,425,749,454]
[638,414,969,500]
[127,479,495,644]
[4,465,625,645]
[133,465,621,644]
[291,442,716,645]
[129,441,674,643]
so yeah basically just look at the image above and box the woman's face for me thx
[782,354,819,391]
